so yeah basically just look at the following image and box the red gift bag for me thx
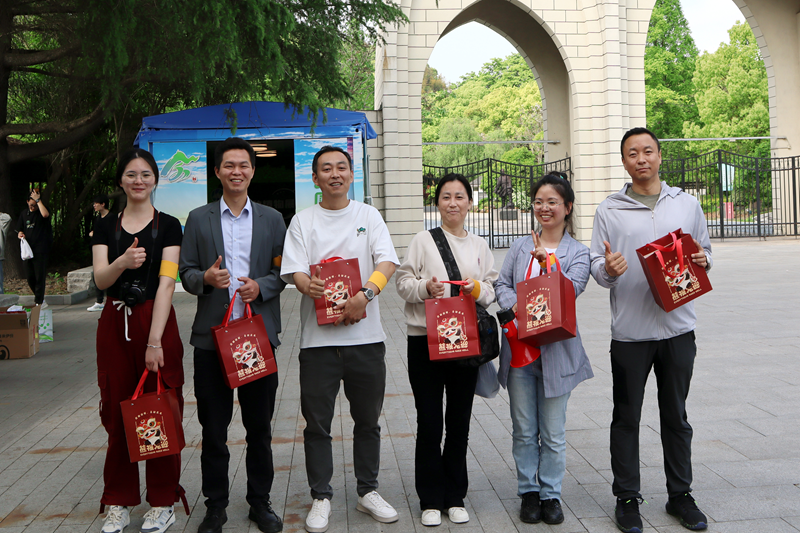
[120,370,185,463]
[636,229,712,312]
[515,254,577,347]
[310,257,365,325]
[211,293,278,389]
[425,296,481,361]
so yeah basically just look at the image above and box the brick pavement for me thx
[1,238,799,533]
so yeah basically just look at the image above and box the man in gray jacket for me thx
[590,127,712,533]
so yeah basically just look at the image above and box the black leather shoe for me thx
[198,508,227,533]
[541,499,564,524]
[520,491,541,523]
[249,502,283,533]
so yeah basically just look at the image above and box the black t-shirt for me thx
[91,211,183,301]
[16,208,53,254]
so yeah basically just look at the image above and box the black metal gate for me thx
[659,150,800,238]
[423,157,572,248]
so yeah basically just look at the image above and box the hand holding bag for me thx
[516,253,577,347]
[120,369,185,463]
[636,229,712,312]
[211,293,278,389]
[427,227,500,367]
[20,237,34,260]
[309,257,365,325]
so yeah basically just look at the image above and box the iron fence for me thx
[423,150,800,246]
[423,157,572,248]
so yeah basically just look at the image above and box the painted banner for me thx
[152,142,208,227]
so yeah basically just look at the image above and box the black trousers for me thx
[193,347,278,509]
[610,331,696,500]
[407,335,478,511]
[299,342,386,500]
[24,254,48,304]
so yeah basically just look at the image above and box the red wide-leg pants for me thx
[96,298,185,509]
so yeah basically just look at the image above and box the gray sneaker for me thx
[140,506,175,533]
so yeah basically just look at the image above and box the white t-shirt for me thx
[281,201,400,349]
[525,247,558,279]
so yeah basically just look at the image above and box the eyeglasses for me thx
[532,200,563,210]
[123,171,155,181]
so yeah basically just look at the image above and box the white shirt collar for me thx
[220,196,251,217]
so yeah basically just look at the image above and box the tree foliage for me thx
[422,54,542,168]
[682,21,769,157]
[1,0,406,270]
[644,0,699,158]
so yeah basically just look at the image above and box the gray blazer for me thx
[494,232,594,398]
[179,201,287,351]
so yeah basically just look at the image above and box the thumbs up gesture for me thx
[203,255,231,289]
[121,237,147,270]
[306,265,325,299]
[603,240,628,277]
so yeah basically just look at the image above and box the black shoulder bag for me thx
[428,227,500,367]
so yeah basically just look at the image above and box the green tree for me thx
[425,117,485,168]
[683,21,769,156]
[1,0,406,272]
[645,0,699,158]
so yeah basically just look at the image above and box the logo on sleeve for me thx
[356,227,366,237]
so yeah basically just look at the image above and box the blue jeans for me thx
[507,364,570,500]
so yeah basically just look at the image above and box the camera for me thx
[119,280,146,308]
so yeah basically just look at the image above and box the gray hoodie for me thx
[590,182,713,342]
[0,213,11,261]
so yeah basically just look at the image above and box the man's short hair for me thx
[93,194,109,208]
[215,137,256,168]
[620,127,661,156]
[312,146,352,175]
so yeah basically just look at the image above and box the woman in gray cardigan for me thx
[494,173,594,525]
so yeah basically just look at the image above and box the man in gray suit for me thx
[180,137,286,533]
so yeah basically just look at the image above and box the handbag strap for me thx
[429,227,462,297]
[221,292,253,327]
[131,369,165,400]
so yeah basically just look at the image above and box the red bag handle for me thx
[318,256,343,264]
[545,253,563,274]
[650,232,684,273]
[131,369,165,400]
[221,292,253,327]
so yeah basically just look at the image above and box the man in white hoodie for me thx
[590,127,712,533]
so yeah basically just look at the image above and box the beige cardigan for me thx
[395,229,498,336]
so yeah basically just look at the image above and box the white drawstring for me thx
[113,300,132,341]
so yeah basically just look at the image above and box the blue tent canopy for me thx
[135,101,377,146]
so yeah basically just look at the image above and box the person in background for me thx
[16,188,52,308]
[88,194,111,311]
[0,209,11,293]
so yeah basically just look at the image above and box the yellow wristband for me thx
[159,260,179,280]
[470,279,481,299]
[368,271,388,292]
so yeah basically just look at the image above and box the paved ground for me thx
[1,238,799,533]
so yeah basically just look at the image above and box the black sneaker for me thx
[540,499,564,524]
[614,497,643,533]
[520,491,541,523]
[666,493,707,530]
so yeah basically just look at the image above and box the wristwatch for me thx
[360,287,375,302]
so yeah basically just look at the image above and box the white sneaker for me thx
[305,499,331,533]
[101,506,130,533]
[356,491,399,523]
[421,509,441,527]
[140,506,175,533]
[87,302,105,312]
[447,507,469,523]
[40,301,49,309]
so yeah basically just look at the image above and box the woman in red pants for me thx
[92,148,185,533]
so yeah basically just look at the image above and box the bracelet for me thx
[146,344,162,349]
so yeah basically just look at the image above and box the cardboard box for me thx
[0,305,41,359]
